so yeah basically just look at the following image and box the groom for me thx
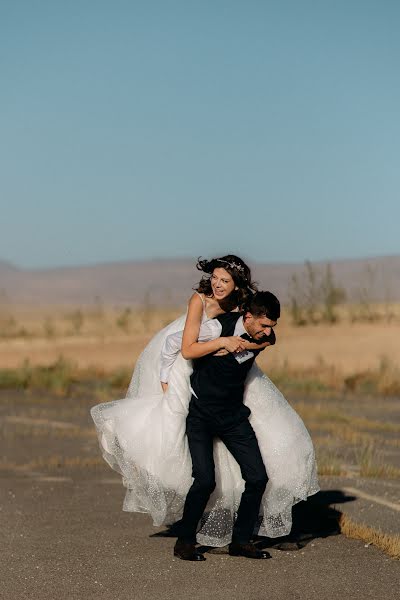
[174,291,280,561]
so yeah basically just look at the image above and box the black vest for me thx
[189,312,263,420]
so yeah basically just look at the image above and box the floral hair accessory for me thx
[215,259,245,273]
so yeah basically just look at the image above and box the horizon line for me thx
[1,252,400,272]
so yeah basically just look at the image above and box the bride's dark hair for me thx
[194,254,258,309]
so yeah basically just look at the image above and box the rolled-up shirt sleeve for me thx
[160,319,222,383]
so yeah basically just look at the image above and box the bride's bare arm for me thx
[181,294,246,360]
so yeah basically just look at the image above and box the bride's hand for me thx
[220,336,247,353]
[213,348,229,356]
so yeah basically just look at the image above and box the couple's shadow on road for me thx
[151,489,356,554]
[252,489,355,553]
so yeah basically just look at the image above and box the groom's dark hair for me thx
[244,291,280,321]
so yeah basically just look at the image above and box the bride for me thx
[90,255,319,547]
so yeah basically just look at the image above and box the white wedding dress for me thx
[90,307,319,546]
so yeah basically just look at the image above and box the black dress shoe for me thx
[173,541,206,561]
[229,542,271,560]
[275,540,302,551]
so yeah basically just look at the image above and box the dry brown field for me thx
[1,303,399,376]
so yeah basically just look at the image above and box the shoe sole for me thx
[173,551,206,562]
[229,551,272,559]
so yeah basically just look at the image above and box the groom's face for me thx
[243,312,277,340]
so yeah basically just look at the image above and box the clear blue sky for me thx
[1,1,399,268]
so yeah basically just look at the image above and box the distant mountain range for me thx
[0,256,399,306]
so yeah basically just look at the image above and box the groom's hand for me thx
[220,336,247,354]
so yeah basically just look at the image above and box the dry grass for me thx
[0,357,132,397]
[269,358,400,397]
[1,303,400,377]
[317,465,345,476]
[316,452,346,476]
[0,455,105,471]
[0,355,398,482]
[1,422,96,439]
[1,302,399,482]
[359,463,400,479]
[295,405,400,480]
[320,429,374,447]
[339,513,400,559]
[354,443,400,479]
[383,438,400,449]
[1,355,399,400]
[293,402,400,433]
[0,304,182,339]
[351,417,400,433]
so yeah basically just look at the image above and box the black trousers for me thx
[178,409,268,545]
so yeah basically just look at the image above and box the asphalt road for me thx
[1,472,399,600]
[1,388,399,600]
